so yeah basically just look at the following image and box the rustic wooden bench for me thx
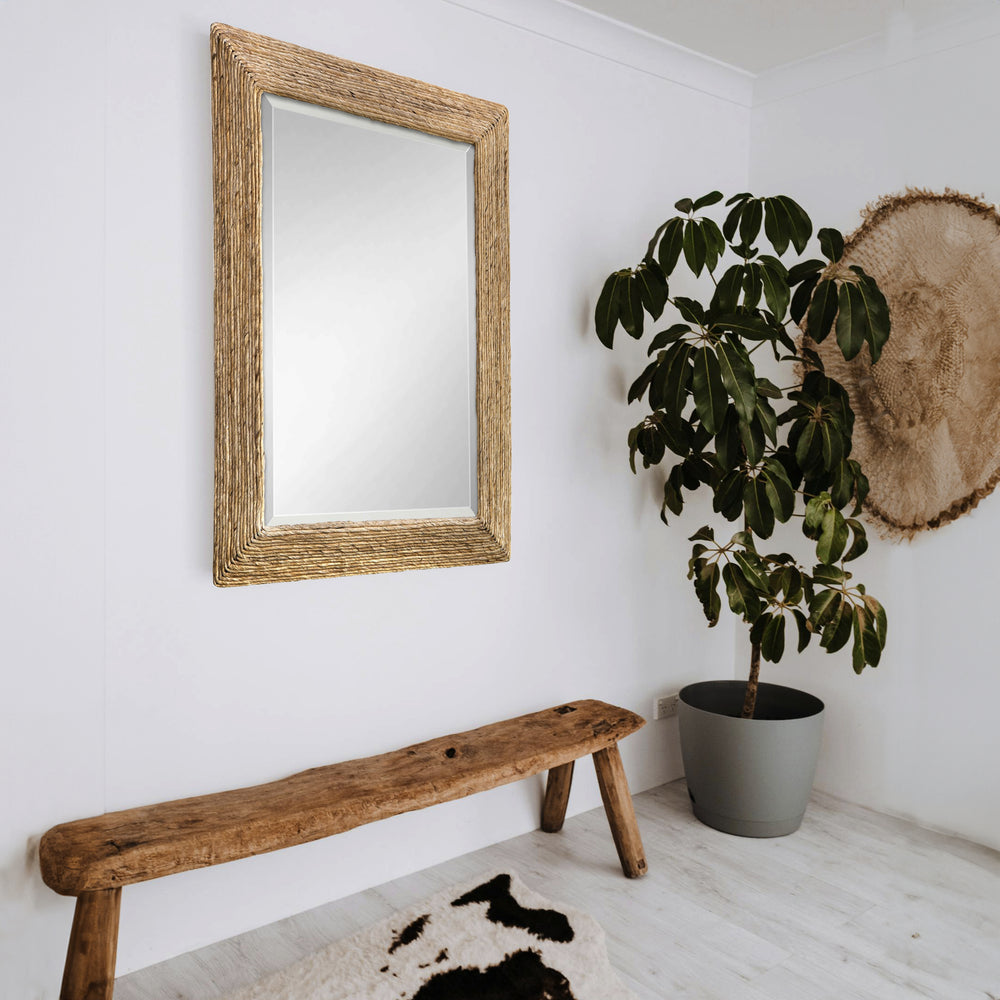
[40,699,646,1000]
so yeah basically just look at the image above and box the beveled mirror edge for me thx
[211,24,510,586]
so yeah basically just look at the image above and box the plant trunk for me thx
[741,641,761,719]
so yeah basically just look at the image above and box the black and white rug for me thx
[220,872,636,999]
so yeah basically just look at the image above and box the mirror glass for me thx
[261,95,478,525]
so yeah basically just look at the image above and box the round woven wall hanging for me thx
[808,189,1000,539]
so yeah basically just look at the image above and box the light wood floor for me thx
[116,780,1000,1000]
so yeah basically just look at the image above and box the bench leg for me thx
[592,745,647,878]
[541,760,575,832]
[60,888,121,1000]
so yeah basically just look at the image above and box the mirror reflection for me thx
[261,94,478,525]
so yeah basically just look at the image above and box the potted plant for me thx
[594,191,890,837]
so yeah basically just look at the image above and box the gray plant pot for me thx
[678,680,824,838]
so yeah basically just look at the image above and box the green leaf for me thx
[851,610,866,673]
[812,563,847,586]
[763,197,791,256]
[657,414,695,459]
[775,565,803,604]
[645,220,670,261]
[652,341,694,427]
[713,467,745,520]
[725,192,753,207]
[862,593,888,646]
[822,600,854,653]
[795,419,821,471]
[830,460,852,508]
[619,273,644,338]
[646,323,691,355]
[714,312,772,340]
[755,377,783,399]
[790,273,820,325]
[733,549,769,591]
[711,264,744,313]
[691,346,728,434]
[692,190,724,210]
[818,227,845,262]
[857,604,883,668]
[744,473,775,538]
[627,423,640,474]
[755,395,778,443]
[853,270,891,364]
[682,453,716,489]
[683,219,708,276]
[809,589,841,627]
[803,494,828,539]
[662,466,685,519]
[742,262,763,309]
[675,197,694,214]
[673,297,705,325]
[636,422,665,466]
[750,612,771,647]
[760,259,790,320]
[716,339,757,423]
[658,218,685,275]
[715,407,741,472]
[693,561,722,626]
[787,259,825,285]
[793,608,812,652]
[628,358,658,404]
[739,198,763,246]
[762,459,795,522]
[722,562,754,618]
[761,613,786,663]
[776,196,813,254]
[738,414,766,465]
[723,201,745,242]
[835,281,866,360]
[819,419,845,470]
[702,218,726,273]
[635,260,668,320]
[595,272,623,348]
[806,278,838,343]
[816,506,849,563]
[843,518,868,562]
[689,525,716,543]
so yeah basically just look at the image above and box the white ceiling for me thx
[566,0,997,73]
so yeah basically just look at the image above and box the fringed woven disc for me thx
[809,189,1000,539]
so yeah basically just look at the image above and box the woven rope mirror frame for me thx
[806,189,1000,540]
[211,24,510,585]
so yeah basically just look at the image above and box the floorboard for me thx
[114,779,1000,1000]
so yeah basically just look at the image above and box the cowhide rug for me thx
[219,872,637,1000]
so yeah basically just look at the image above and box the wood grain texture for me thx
[40,701,643,896]
[541,760,575,833]
[60,889,121,1000]
[211,23,510,585]
[593,745,647,879]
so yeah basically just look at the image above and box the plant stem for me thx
[742,641,761,719]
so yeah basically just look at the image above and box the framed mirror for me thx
[211,24,510,585]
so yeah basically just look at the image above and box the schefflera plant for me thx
[595,191,890,718]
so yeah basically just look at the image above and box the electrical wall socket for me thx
[653,693,680,720]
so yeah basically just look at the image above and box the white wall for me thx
[748,8,1000,852]
[0,1,749,995]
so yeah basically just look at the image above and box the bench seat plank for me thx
[40,700,643,896]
